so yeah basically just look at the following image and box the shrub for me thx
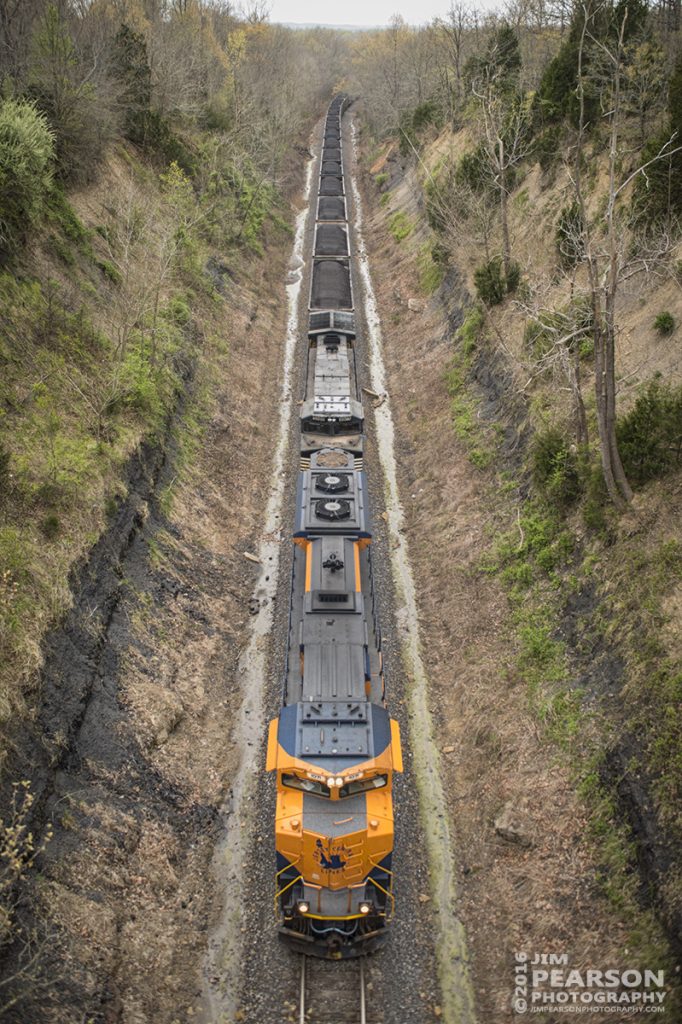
[505,260,521,293]
[583,463,610,533]
[474,258,519,305]
[417,242,445,294]
[524,313,561,359]
[0,444,10,500]
[532,426,583,507]
[534,125,562,173]
[47,233,75,266]
[457,307,485,357]
[112,23,195,174]
[474,258,505,305]
[96,259,122,285]
[616,378,682,485]
[374,172,388,188]
[654,311,675,336]
[524,300,593,362]
[633,52,682,222]
[0,99,55,261]
[556,202,584,268]
[388,211,413,242]
[455,144,489,193]
[41,514,60,540]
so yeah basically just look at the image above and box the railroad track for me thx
[298,955,379,1024]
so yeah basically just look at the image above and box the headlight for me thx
[335,776,344,787]
[359,901,371,915]
[298,901,310,914]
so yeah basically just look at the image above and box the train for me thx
[266,95,403,960]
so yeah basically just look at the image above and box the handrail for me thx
[369,858,394,877]
[273,872,303,916]
[367,875,395,921]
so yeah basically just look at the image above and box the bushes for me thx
[524,300,593,361]
[474,257,520,305]
[417,242,445,294]
[633,51,682,223]
[29,3,114,182]
[0,445,10,504]
[532,427,583,507]
[455,144,490,194]
[112,22,196,175]
[616,378,682,486]
[505,260,521,293]
[654,311,675,336]
[398,100,442,156]
[556,202,585,268]
[474,258,505,305]
[0,99,55,261]
[535,125,562,173]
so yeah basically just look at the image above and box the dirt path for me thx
[200,150,316,1024]
[348,118,475,1024]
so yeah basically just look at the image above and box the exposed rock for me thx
[494,801,533,848]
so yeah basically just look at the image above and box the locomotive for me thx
[266,95,403,959]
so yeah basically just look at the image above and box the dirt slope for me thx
[2,226,293,1022]
[355,150,663,1020]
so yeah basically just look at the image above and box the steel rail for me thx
[298,955,368,1024]
[299,955,306,1024]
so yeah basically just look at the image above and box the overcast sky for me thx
[269,0,455,28]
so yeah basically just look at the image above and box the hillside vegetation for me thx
[0,1,344,756]
[351,0,682,997]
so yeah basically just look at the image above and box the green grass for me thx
[444,306,502,470]
[417,242,445,294]
[388,210,413,242]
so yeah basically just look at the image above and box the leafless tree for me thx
[569,0,681,504]
[432,2,475,125]
[471,69,534,278]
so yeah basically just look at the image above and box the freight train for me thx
[266,95,403,959]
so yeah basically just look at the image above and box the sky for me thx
[268,0,455,28]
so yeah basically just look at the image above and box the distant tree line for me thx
[0,0,348,260]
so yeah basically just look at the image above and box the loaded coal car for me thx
[310,260,352,310]
[319,174,344,197]
[315,224,348,257]
[317,196,345,222]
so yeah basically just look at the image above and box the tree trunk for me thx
[604,322,633,502]
[560,340,589,449]
[498,146,510,279]
[594,334,622,505]
[573,346,589,448]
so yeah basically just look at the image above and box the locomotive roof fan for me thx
[315,472,351,494]
[315,498,352,521]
